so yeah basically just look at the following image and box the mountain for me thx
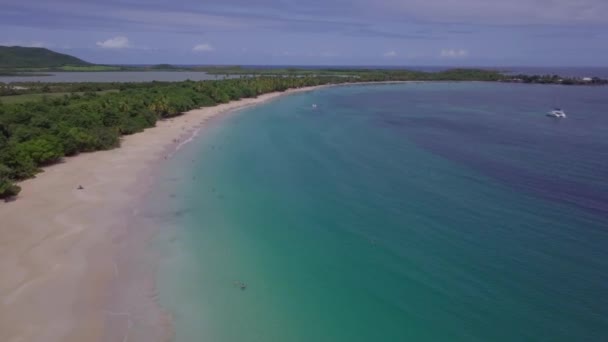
[0,46,91,68]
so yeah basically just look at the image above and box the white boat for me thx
[547,108,566,118]
[312,104,317,109]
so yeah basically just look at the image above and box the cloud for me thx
[4,0,608,40]
[365,0,608,25]
[440,48,469,58]
[96,36,130,49]
[383,50,397,57]
[193,43,215,52]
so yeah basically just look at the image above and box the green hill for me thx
[0,46,91,68]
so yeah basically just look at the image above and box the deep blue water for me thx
[151,82,608,341]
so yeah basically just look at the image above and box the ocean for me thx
[146,82,608,341]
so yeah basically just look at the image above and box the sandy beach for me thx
[0,85,324,342]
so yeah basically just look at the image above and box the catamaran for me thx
[547,108,567,118]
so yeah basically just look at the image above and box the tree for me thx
[0,146,37,179]
[17,136,64,165]
[56,125,97,155]
[0,164,21,199]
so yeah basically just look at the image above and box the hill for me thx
[0,46,91,68]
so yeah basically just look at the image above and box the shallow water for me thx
[151,82,608,341]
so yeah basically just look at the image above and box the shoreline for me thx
[0,85,325,342]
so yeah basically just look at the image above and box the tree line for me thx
[0,81,160,97]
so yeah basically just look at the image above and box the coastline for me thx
[0,85,324,342]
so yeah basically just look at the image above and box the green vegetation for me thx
[148,64,182,70]
[0,90,119,104]
[199,66,507,80]
[505,74,608,85]
[0,163,21,198]
[198,66,440,77]
[0,82,140,97]
[194,66,608,85]
[0,45,195,73]
[0,46,123,73]
[0,46,90,68]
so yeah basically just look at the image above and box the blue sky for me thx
[1,0,607,66]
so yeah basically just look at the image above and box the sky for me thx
[1,0,607,66]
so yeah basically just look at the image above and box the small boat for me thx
[547,108,567,118]
[312,104,317,109]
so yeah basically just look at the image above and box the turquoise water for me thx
[151,83,608,341]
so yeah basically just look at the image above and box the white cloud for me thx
[440,49,469,58]
[193,43,215,52]
[383,50,397,57]
[96,36,130,49]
